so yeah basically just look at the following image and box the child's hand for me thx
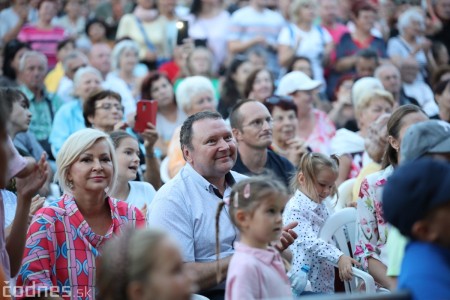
[274,221,298,252]
[337,255,360,281]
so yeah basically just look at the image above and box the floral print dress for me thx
[354,166,394,270]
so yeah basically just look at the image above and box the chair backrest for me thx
[319,207,357,257]
[160,156,171,183]
[319,207,377,293]
[334,178,356,212]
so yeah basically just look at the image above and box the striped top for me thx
[16,194,145,299]
[18,25,67,69]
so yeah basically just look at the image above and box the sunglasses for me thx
[265,95,294,105]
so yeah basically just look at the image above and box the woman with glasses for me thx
[83,90,162,190]
[264,95,310,166]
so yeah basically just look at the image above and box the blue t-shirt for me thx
[398,241,450,300]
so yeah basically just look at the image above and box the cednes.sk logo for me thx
[3,281,82,298]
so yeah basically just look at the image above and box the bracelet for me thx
[145,151,154,159]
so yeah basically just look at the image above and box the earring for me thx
[67,180,74,190]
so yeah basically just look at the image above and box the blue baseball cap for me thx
[382,159,450,238]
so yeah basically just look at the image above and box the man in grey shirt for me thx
[148,111,297,300]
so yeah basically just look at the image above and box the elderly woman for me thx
[167,76,217,178]
[83,90,124,133]
[277,71,336,154]
[331,87,394,185]
[278,0,333,89]
[264,95,309,166]
[49,66,103,157]
[355,105,428,290]
[109,40,147,101]
[18,0,67,69]
[83,90,162,189]
[16,128,145,298]
[244,68,275,103]
[387,8,431,82]
[140,72,187,157]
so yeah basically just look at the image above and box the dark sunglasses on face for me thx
[265,95,294,105]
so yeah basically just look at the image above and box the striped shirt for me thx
[18,25,67,69]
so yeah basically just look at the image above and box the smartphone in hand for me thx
[134,100,158,133]
[176,20,189,45]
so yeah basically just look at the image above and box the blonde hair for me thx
[55,128,118,194]
[290,0,317,24]
[96,228,167,300]
[291,152,339,201]
[355,89,395,117]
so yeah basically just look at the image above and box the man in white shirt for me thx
[148,111,297,300]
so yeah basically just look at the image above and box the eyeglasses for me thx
[95,102,124,111]
[265,95,294,105]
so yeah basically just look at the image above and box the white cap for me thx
[276,71,322,96]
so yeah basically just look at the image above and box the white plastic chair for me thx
[160,156,171,183]
[319,207,376,294]
[333,178,356,212]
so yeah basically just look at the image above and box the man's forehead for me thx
[193,118,230,134]
[240,102,270,119]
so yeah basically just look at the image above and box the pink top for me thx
[305,109,336,155]
[225,242,292,300]
[18,25,66,69]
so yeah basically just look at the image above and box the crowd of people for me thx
[0,0,450,299]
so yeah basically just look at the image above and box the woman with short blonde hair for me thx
[16,128,145,298]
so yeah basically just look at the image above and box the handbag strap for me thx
[134,16,156,52]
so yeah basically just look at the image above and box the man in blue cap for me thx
[383,159,450,299]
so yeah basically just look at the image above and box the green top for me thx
[386,226,408,277]
[20,85,62,141]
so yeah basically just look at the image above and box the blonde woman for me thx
[331,88,394,185]
[16,129,145,298]
[278,0,333,88]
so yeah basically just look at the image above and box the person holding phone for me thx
[83,89,162,189]
[140,72,187,157]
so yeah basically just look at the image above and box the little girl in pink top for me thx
[215,176,292,300]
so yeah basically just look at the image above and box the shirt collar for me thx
[184,163,236,199]
[294,189,320,211]
[19,84,48,102]
[234,242,278,265]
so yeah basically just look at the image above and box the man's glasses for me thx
[95,102,124,111]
